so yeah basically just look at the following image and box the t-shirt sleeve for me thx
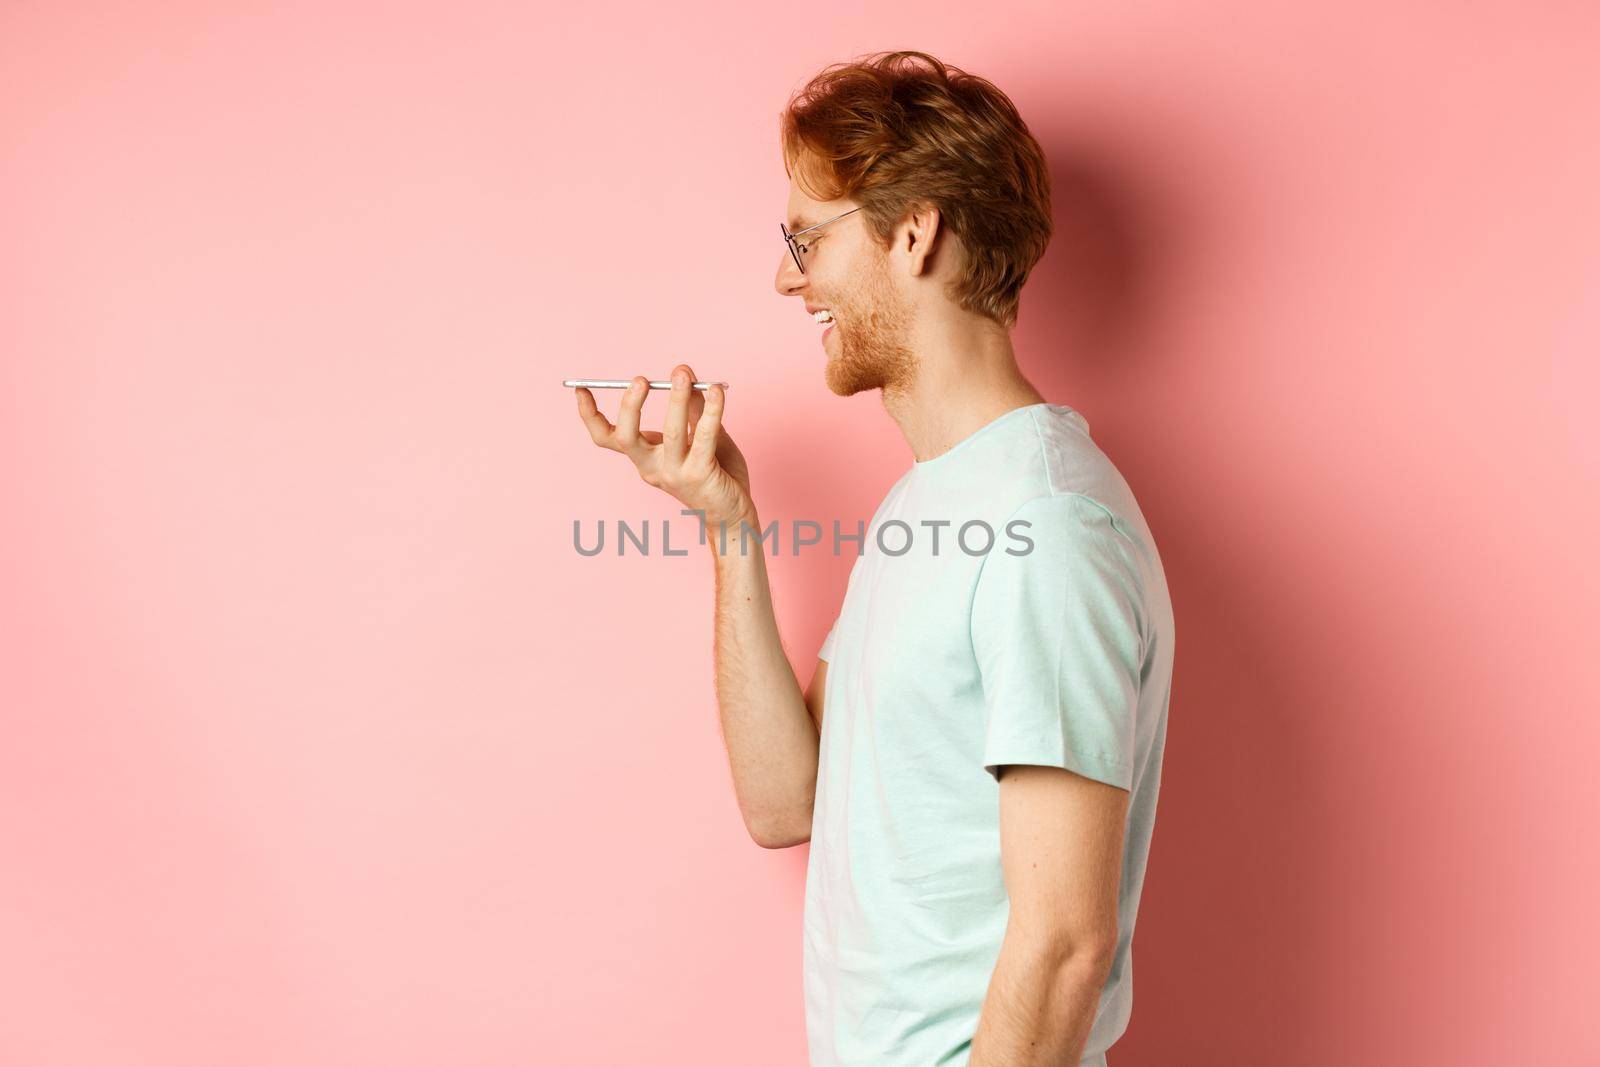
[970,493,1147,789]
[818,616,838,662]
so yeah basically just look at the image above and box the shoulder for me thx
[975,492,1151,648]
[994,492,1142,565]
[1012,407,1160,558]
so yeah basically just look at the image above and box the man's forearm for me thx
[708,509,819,847]
[968,929,1113,1066]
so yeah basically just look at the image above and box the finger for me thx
[686,382,725,468]
[663,364,694,464]
[614,376,651,459]
[575,387,618,448]
[687,382,706,431]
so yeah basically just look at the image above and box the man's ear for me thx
[898,202,945,277]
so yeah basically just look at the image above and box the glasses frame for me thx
[780,206,863,274]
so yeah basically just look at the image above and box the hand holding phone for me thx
[572,367,754,533]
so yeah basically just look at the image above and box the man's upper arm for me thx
[804,657,827,733]
[997,763,1127,955]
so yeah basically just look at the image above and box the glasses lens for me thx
[782,224,806,274]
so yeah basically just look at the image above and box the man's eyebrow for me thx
[788,214,817,232]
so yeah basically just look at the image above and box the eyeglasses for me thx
[780,206,863,274]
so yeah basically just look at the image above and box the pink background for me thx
[4,3,1597,1064]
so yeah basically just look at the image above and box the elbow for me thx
[747,811,813,850]
[1056,932,1119,980]
[752,829,810,850]
[1027,925,1119,977]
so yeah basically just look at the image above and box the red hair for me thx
[779,50,1052,329]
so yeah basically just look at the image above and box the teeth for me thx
[811,309,834,324]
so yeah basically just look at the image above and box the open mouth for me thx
[809,308,836,349]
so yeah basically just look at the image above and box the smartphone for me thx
[563,379,728,391]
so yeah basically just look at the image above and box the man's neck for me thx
[882,314,1047,464]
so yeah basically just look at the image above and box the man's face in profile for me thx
[779,180,918,398]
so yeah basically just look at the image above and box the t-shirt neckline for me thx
[912,402,1066,471]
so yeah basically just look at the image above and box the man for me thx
[575,50,1174,1067]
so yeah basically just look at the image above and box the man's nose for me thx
[775,250,805,296]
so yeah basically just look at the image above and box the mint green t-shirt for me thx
[804,402,1175,1066]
